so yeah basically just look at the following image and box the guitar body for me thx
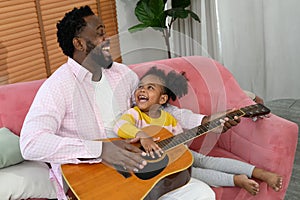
[61,126,193,200]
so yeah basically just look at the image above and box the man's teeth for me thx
[102,46,110,51]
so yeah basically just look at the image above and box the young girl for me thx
[114,66,282,196]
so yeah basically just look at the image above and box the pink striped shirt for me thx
[20,58,139,199]
[20,58,138,164]
[20,57,205,199]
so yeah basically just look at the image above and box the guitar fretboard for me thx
[157,104,270,151]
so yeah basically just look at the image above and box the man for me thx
[20,5,239,200]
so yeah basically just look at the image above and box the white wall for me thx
[116,0,300,101]
[115,0,169,65]
[217,0,300,101]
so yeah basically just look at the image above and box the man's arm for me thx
[20,78,147,171]
[164,104,205,130]
[201,110,240,133]
[20,80,103,164]
[164,104,240,132]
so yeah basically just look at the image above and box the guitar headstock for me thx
[240,103,271,118]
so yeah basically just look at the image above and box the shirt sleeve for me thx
[130,78,139,107]
[20,78,102,164]
[172,119,184,135]
[123,65,139,107]
[130,70,139,105]
[164,104,206,129]
[114,109,141,139]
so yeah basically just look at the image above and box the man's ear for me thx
[159,94,168,105]
[73,37,84,51]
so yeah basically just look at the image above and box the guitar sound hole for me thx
[134,154,169,180]
[114,164,132,178]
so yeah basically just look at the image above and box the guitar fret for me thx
[200,125,208,132]
[211,120,220,127]
[226,114,234,120]
[195,126,202,134]
[186,131,196,139]
[234,110,244,117]
[172,139,180,146]
[158,139,171,149]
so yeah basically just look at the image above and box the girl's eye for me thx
[148,86,154,90]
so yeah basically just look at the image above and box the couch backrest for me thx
[0,56,252,139]
[0,79,45,135]
[129,56,252,115]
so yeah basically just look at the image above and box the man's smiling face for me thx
[81,15,113,69]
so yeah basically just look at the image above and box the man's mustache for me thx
[82,40,112,69]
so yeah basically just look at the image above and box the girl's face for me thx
[135,74,168,114]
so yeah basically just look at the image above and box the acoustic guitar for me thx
[61,103,270,200]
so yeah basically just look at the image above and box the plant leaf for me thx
[171,0,191,8]
[166,8,188,19]
[134,0,166,28]
[149,0,165,16]
[149,0,167,27]
[128,23,149,33]
[135,0,155,24]
[151,26,166,33]
[187,10,201,23]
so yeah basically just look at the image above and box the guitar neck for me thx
[157,103,270,151]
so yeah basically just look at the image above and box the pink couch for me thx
[0,56,298,200]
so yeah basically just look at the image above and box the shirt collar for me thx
[67,57,93,83]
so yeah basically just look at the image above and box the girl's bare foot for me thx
[261,171,283,191]
[252,168,283,191]
[234,174,260,195]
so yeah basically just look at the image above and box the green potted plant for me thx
[128,0,200,58]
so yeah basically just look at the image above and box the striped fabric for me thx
[114,106,183,139]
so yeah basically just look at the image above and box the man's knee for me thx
[159,178,215,200]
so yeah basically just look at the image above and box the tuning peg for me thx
[252,116,258,122]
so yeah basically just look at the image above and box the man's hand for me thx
[253,95,264,104]
[101,140,147,172]
[220,115,240,133]
[202,109,241,133]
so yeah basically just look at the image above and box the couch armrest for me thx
[217,114,298,195]
[219,115,298,165]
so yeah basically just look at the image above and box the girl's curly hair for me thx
[142,66,188,105]
[56,5,94,58]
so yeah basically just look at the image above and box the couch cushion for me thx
[0,79,45,136]
[0,127,24,168]
[0,160,57,199]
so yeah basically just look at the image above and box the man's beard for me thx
[84,40,113,69]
